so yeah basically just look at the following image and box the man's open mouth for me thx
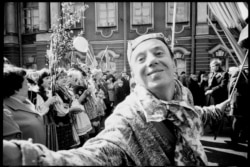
[147,70,164,76]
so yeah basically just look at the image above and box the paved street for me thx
[201,119,248,166]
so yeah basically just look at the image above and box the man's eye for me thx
[137,57,145,63]
[156,51,163,56]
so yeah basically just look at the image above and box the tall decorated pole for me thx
[100,46,108,72]
[47,2,88,95]
[46,40,55,94]
[171,2,177,51]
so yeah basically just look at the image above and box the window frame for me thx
[61,2,85,30]
[166,2,190,23]
[131,2,153,25]
[23,2,39,34]
[96,2,118,28]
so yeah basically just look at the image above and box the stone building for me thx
[4,2,239,74]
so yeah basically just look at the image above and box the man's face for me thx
[210,64,219,73]
[130,39,175,92]
[107,78,113,84]
[117,79,123,87]
[191,74,198,81]
[121,72,126,78]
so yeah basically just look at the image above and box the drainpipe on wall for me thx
[123,2,127,72]
[191,2,196,74]
[17,2,23,67]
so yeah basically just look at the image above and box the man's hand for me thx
[3,140,22,166]
[216,99,231,113]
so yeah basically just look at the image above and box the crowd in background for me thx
[3,58,131,151]
[3,56,248,151]
[177,59,248,144]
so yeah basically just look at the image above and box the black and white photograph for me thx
[3,2,248,166]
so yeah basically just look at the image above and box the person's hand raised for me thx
[44,96,58,108]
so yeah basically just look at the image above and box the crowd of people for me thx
[2,33,247,166]
[3,59,131,151]
[177,59,248,143]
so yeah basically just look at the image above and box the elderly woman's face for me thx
[130,39,175,92]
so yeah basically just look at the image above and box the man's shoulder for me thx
[112,93,140,117]
[217,70,227,75]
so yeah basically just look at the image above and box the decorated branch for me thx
[46,2,89,95]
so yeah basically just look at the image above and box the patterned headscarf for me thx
[133,79,208,166]
[127,33,172,65]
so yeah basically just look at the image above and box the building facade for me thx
[4,2,239,74]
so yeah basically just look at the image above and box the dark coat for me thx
[114,85,127,106]
[199,80,208,106]
[3,108,22,140]
[187,78,203,106]
[205,71,229,105]
[121,77,130,96]
[3,97,46,145]
[229,71,248,116]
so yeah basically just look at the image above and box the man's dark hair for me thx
[106,74,116,83]
[3,64,27,98]
[180,71,186,75]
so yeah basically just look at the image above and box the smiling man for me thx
[3,33,230,166]
[130,38,176,101]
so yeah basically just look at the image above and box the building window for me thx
[23,2,39,33]
[96,3,117,27]
[166,2,190,23]
[62,2,85,29]
[132,2,152,25]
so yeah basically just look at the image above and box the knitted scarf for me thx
[133,79,208,166]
